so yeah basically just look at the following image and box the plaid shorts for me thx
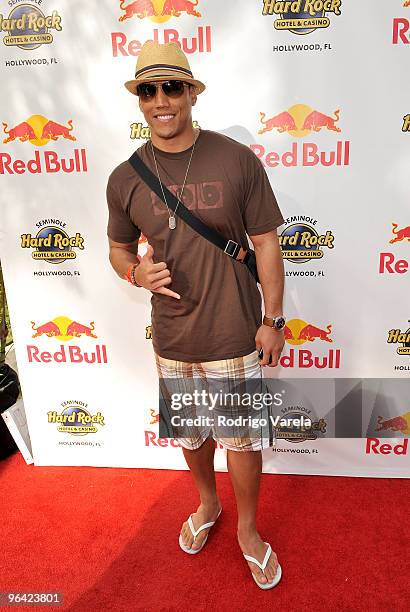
[154,349,276,452]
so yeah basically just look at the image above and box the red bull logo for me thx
[378,223,409,275]
[1,116,87,175]
[376,412,410,436]
[27,317,108,365]
[252,104,349,169]
[48,401,105,436]
[258,105,341,137]
[261,0,342,35]
[119,0,201,23]
[114,0,209,57]
[1,3,62,50]
[278,318,341,369]
[387,321,410,356]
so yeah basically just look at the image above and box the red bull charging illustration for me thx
[2,116,76,146]
[283,320,333,344]
[119,0,201,21]
[258,104,341,137]
[376,413,410,436]
[31,317,97,340]
[389,223,410,244]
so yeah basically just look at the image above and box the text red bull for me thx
[144,430,224,448]
[111,26,212,56]
[0,149,88,175]
[366,438,408,455]
[393,18,410,44]
[27,344,108,364]
[279,348,341,369]
[250,141,350,168]
[378,252,408,275]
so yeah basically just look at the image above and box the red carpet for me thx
[0,452,408,611]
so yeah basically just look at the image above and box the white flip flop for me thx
[243,542,282,589]
[179,507,222,554]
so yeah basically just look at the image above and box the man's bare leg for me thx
[180,436,222,550]
[227,449,279,585]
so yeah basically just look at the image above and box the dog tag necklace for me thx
[149,128,199,230]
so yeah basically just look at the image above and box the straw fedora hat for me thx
[124,40,206,96]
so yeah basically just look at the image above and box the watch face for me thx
[275,317,286,330]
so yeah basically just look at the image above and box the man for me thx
[106,40,286,589]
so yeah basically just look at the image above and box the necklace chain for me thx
[149,128,200,230]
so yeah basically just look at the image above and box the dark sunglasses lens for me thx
[162,80,185,97]
[137,83,157,99]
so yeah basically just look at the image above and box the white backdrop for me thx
[0,0,409,476]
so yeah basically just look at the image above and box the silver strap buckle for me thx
[224,240,239,257]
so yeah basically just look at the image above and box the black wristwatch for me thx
[263,315,286,330]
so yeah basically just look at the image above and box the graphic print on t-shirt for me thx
[151,181,224,215]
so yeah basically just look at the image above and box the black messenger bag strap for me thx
[127,151,260,284]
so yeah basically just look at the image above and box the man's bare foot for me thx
[180,499,222,551]
[238,529,279,585]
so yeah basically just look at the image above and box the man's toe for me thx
[249,564,267,584]
[264,553,279,582]
[181,523,192,548]
[191,532,205,549]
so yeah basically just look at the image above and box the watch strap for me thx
[263,315,285,329]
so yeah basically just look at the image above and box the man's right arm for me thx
[106,178,180,298]
[108,237,140,280]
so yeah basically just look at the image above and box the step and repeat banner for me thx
[0,1,409,476]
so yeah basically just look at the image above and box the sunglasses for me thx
[136,80,190,101]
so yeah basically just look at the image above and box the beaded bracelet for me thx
[124,256,142,287]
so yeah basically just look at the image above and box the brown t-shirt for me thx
[106,129,284,362]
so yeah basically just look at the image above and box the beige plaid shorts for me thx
[154,349,275,452]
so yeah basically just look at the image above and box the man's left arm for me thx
[249,230,285,367]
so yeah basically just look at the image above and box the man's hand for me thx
[255,324,285,367]
[135,244,181,299]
